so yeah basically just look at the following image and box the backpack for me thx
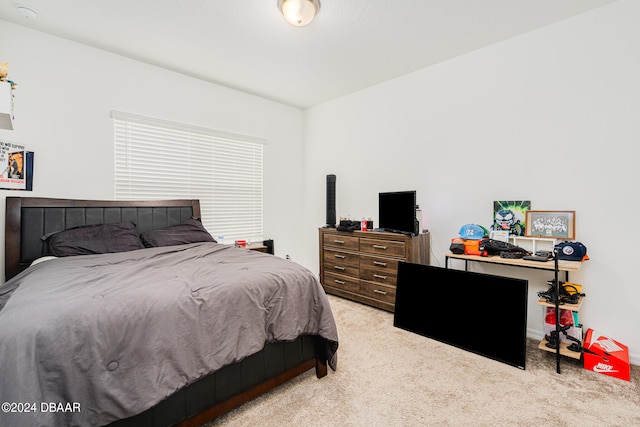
[478,238,530,257]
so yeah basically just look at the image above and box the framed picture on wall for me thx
[0,140,33,191]
[525,210,575,240]
[491,200,530,236]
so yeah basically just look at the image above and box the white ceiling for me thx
[0,0,618,109]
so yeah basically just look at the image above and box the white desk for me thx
[444,252,584,281]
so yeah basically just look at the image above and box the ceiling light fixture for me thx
[278,0,320,27]
[16,5,38,19]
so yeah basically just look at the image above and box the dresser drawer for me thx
[360,281,396,305]
[324,272,360,293]
[323,233,359,251]
[360,267,397,286]
[324,259,359,278]
[360,237,405,257]
[324,248,360,267]
[359,254,399,275]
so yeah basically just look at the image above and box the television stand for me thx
[380,228,415,237]
[319,228,430,312]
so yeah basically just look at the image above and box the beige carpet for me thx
[204,295,640,426]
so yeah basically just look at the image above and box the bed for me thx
[1,197,338,427]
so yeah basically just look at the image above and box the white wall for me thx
[0,21,307,270]
[303,0,640,364]
[2,1,638,365]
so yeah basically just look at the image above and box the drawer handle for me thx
[373,289,388,295]
[333,266,345,271]
[334,279,346,285]
[373,261,387,267]
[334,240,345,245]
[334,254,346,259]
[373,274,387,280]
[373,245,387,250]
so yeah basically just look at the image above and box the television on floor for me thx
[378,190,417,235]
[393,262,528,369]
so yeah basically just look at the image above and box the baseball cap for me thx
[458,224,487,240]
[556,241,588,261]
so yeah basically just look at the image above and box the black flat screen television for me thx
[393,262,528,369]
[378,191,417,235]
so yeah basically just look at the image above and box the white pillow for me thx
[30,256,58,266]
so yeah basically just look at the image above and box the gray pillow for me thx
[140,218,216,248]
[43,221,144,257]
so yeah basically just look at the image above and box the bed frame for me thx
[4,197,328,427]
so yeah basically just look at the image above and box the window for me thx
[113,111,264,242]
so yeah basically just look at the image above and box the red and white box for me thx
[583,328,630,381]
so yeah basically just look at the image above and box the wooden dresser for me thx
[319,228,430,312]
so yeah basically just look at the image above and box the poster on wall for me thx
[490,200,531,236]
[0,139,33,190]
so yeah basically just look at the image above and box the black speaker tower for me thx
[326,174,336,228]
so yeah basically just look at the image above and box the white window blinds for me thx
[113,111,264,242]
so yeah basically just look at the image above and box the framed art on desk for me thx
[525,210,575,240]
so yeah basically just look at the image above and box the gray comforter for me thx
[0,242,338,427]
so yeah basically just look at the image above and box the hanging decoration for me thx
[0,61,17,130]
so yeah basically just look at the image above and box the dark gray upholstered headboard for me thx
[5,197,201,281]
